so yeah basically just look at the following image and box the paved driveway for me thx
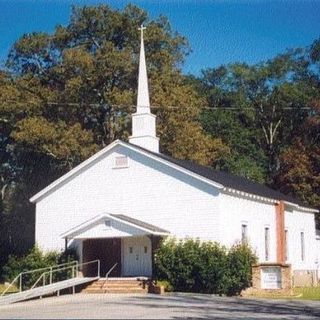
[0,293,319,319]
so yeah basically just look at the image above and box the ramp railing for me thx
[1,260,78,297]
[30,259,100,290]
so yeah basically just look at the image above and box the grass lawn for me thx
[0,283,19,295]
[293,287,320,300]
[246,287,320,301]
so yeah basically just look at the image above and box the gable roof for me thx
[30,139,317,212]
[110,214,169,233]
[128,142,317,212]
[60,213,170,239]
[30,139,223,203]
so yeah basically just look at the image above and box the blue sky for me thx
[0,0,320,75]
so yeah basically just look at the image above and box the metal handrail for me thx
[31,259,100,290]
[105,263,118,279]
[101,263,118,289]
[1,260,78,296]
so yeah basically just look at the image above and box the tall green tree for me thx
[276,101,320,215]
[198,45,319,183]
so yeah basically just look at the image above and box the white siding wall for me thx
[219,193,277,263]
[34,143,318,272]
[316,238,320,278]
[285,208,317,270]
[35,144,221,251]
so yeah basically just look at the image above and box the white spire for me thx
[129,25,159,153]
[137,25,150,113]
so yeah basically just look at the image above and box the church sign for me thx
[261,266,282,289]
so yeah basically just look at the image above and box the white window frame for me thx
[241,223,248,244]
[285,229,289,262]
[300,231,305,261]
[264,226,270,262]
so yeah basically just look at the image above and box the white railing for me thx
[1,260,78,296]
[105,263,118,279]
[100,262,118,289]
[30,259,100,290]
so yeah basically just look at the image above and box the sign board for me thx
[261,267,281,289]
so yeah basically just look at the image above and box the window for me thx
[114,156,128,168]
[285,229,289,261]
[144,246,148,254]
[264,227,270,261]
[129,247,133,254]
[241,224,248,244]
[300,232,305,261]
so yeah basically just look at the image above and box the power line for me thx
[0,99,315,111]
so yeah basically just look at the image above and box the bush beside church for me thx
[2,246,77,290]
[155,238,257,296]
[3,240,257,296]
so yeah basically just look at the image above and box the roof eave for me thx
[61,213,170,239]
[122,141,224,190]
[30,140,121,203]
[283,201,319,213]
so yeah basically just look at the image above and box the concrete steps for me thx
[82,278,149,294]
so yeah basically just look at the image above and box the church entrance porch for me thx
[81,236,152,278]
[61,213,170,279]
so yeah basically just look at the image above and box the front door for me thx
[122,237,152,276]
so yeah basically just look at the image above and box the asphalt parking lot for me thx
[0,293,319,319]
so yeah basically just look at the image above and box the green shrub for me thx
[224,242,257,296]
[2,246,78,290]
[156,280,173,292]
[154,238,257,296]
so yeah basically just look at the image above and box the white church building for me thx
[30,27,319,285]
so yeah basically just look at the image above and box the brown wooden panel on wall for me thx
[276,201,285,264]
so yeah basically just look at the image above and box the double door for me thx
[122,237,152,277]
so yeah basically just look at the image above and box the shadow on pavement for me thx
[109,293,320,319]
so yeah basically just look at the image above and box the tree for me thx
[0,4,228,272]
[198,46,319,183]
[276,101,320,216]
[274,39,320,217]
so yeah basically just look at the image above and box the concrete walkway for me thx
[0,293,319,319]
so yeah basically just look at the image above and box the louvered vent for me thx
[114,156,128,168]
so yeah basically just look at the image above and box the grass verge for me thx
[244,287,320,300]
[292,287,320,300]
[0,283,19,295]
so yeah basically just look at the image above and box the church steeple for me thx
[136,25,150,113]
[129,25,159,153]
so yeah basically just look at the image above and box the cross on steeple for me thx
[138,24,146,40]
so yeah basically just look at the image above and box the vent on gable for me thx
[114,155,128,168]
[104,220,111,228]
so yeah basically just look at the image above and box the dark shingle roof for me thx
[110,214,170,233]
[128,142,316,211]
